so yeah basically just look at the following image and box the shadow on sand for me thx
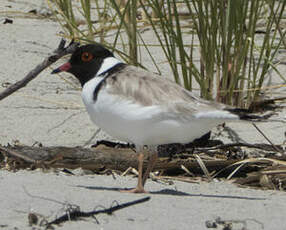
[76,185,265,200]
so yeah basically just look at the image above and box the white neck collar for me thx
[96,57,122,76]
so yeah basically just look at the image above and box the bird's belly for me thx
[82,90,221,146]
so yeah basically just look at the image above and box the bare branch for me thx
[0,39,79,101]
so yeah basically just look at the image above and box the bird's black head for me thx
[52,44,114,86]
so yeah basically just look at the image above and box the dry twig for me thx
[252,123,284,153]
[47,197,150,226]
[0,39,79,101]
[0,146,36,164]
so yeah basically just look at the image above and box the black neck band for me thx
[98,63,127,77]
[93,63,127,102]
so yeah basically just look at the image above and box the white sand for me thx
[1,169,286,230]
[1,0,286,229]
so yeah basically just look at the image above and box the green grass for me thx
[49,0,286,108]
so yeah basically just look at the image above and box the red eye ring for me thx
[81,52,93,62]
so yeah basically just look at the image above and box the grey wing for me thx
[104,65,231,119]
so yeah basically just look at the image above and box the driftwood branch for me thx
[0,145,241,174]
[1,143,286,190]
[2,142,283,177]
[0,39,79,101]
[47,197,150,226]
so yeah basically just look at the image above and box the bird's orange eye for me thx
[81,52,93,62]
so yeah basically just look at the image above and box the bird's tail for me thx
[225,108,279,122]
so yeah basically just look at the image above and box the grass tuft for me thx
[49,0,286,107]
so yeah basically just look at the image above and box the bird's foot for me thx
[120,187,148,193]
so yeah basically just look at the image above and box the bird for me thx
[51,43,259,193]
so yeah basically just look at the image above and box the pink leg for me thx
[121,152,147,193]
[142,153,158,186]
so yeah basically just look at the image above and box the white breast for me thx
[81,77,227,146]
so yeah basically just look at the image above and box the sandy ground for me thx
[1,169,286,230]
[1,0,286,229]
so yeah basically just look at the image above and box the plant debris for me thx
[3,18,13,24]
[205,216,264,230]
[1,139,286,191]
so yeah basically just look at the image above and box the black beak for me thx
[51,68,61,74]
